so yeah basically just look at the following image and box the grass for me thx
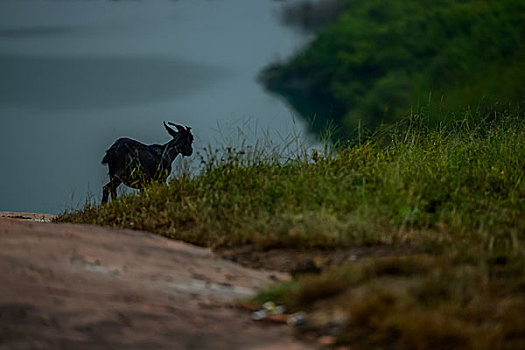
[57,105,525,348]
[255,252,525,349]
[57,105,524,250]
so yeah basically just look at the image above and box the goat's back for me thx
[101,138,142,165]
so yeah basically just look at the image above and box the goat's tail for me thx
[102,145,120,165]
[101,153,109,165]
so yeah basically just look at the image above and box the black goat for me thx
[101,122,194,204]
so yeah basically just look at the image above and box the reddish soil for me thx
[0,214,313,350]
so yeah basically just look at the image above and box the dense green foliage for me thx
[262,0,525,137]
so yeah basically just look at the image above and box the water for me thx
[0,0,312,214]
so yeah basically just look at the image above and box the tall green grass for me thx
[57,105,524,252]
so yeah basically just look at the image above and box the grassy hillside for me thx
[261,0,525,138]
[58,106,524,348]
[58,106,524,250]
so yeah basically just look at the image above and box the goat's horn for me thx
[163,121,178,137]
[168,122,186,133]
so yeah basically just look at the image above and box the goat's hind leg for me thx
[102,182,112,204]
[110,179,120,201]
[102,178,121,204]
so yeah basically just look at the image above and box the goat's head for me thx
[164,121,194,157]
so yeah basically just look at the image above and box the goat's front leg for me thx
[109,178,121,202]
[110,182,118,201]
[102,179,120,204]
[102,182,112,204]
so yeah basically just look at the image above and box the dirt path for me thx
[0,215,313,350]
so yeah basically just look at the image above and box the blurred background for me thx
[263,0,525,138]
[0,0,315,214]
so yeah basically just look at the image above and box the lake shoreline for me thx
[0,211,56,222]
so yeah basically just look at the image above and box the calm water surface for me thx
[0,0,312,213]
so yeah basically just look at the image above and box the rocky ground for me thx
[0,213,313,350]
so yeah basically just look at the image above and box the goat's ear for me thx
[168,122,186,133]
[163,121,178,137]
[186,126,192,133]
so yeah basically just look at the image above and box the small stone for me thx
[318,335,337,346]
[287,312,307,326]
[251,310,268,321]
[268,274,280,281]
[291,258,321,278]
[274,305,286,315]
[40,315,53,326]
